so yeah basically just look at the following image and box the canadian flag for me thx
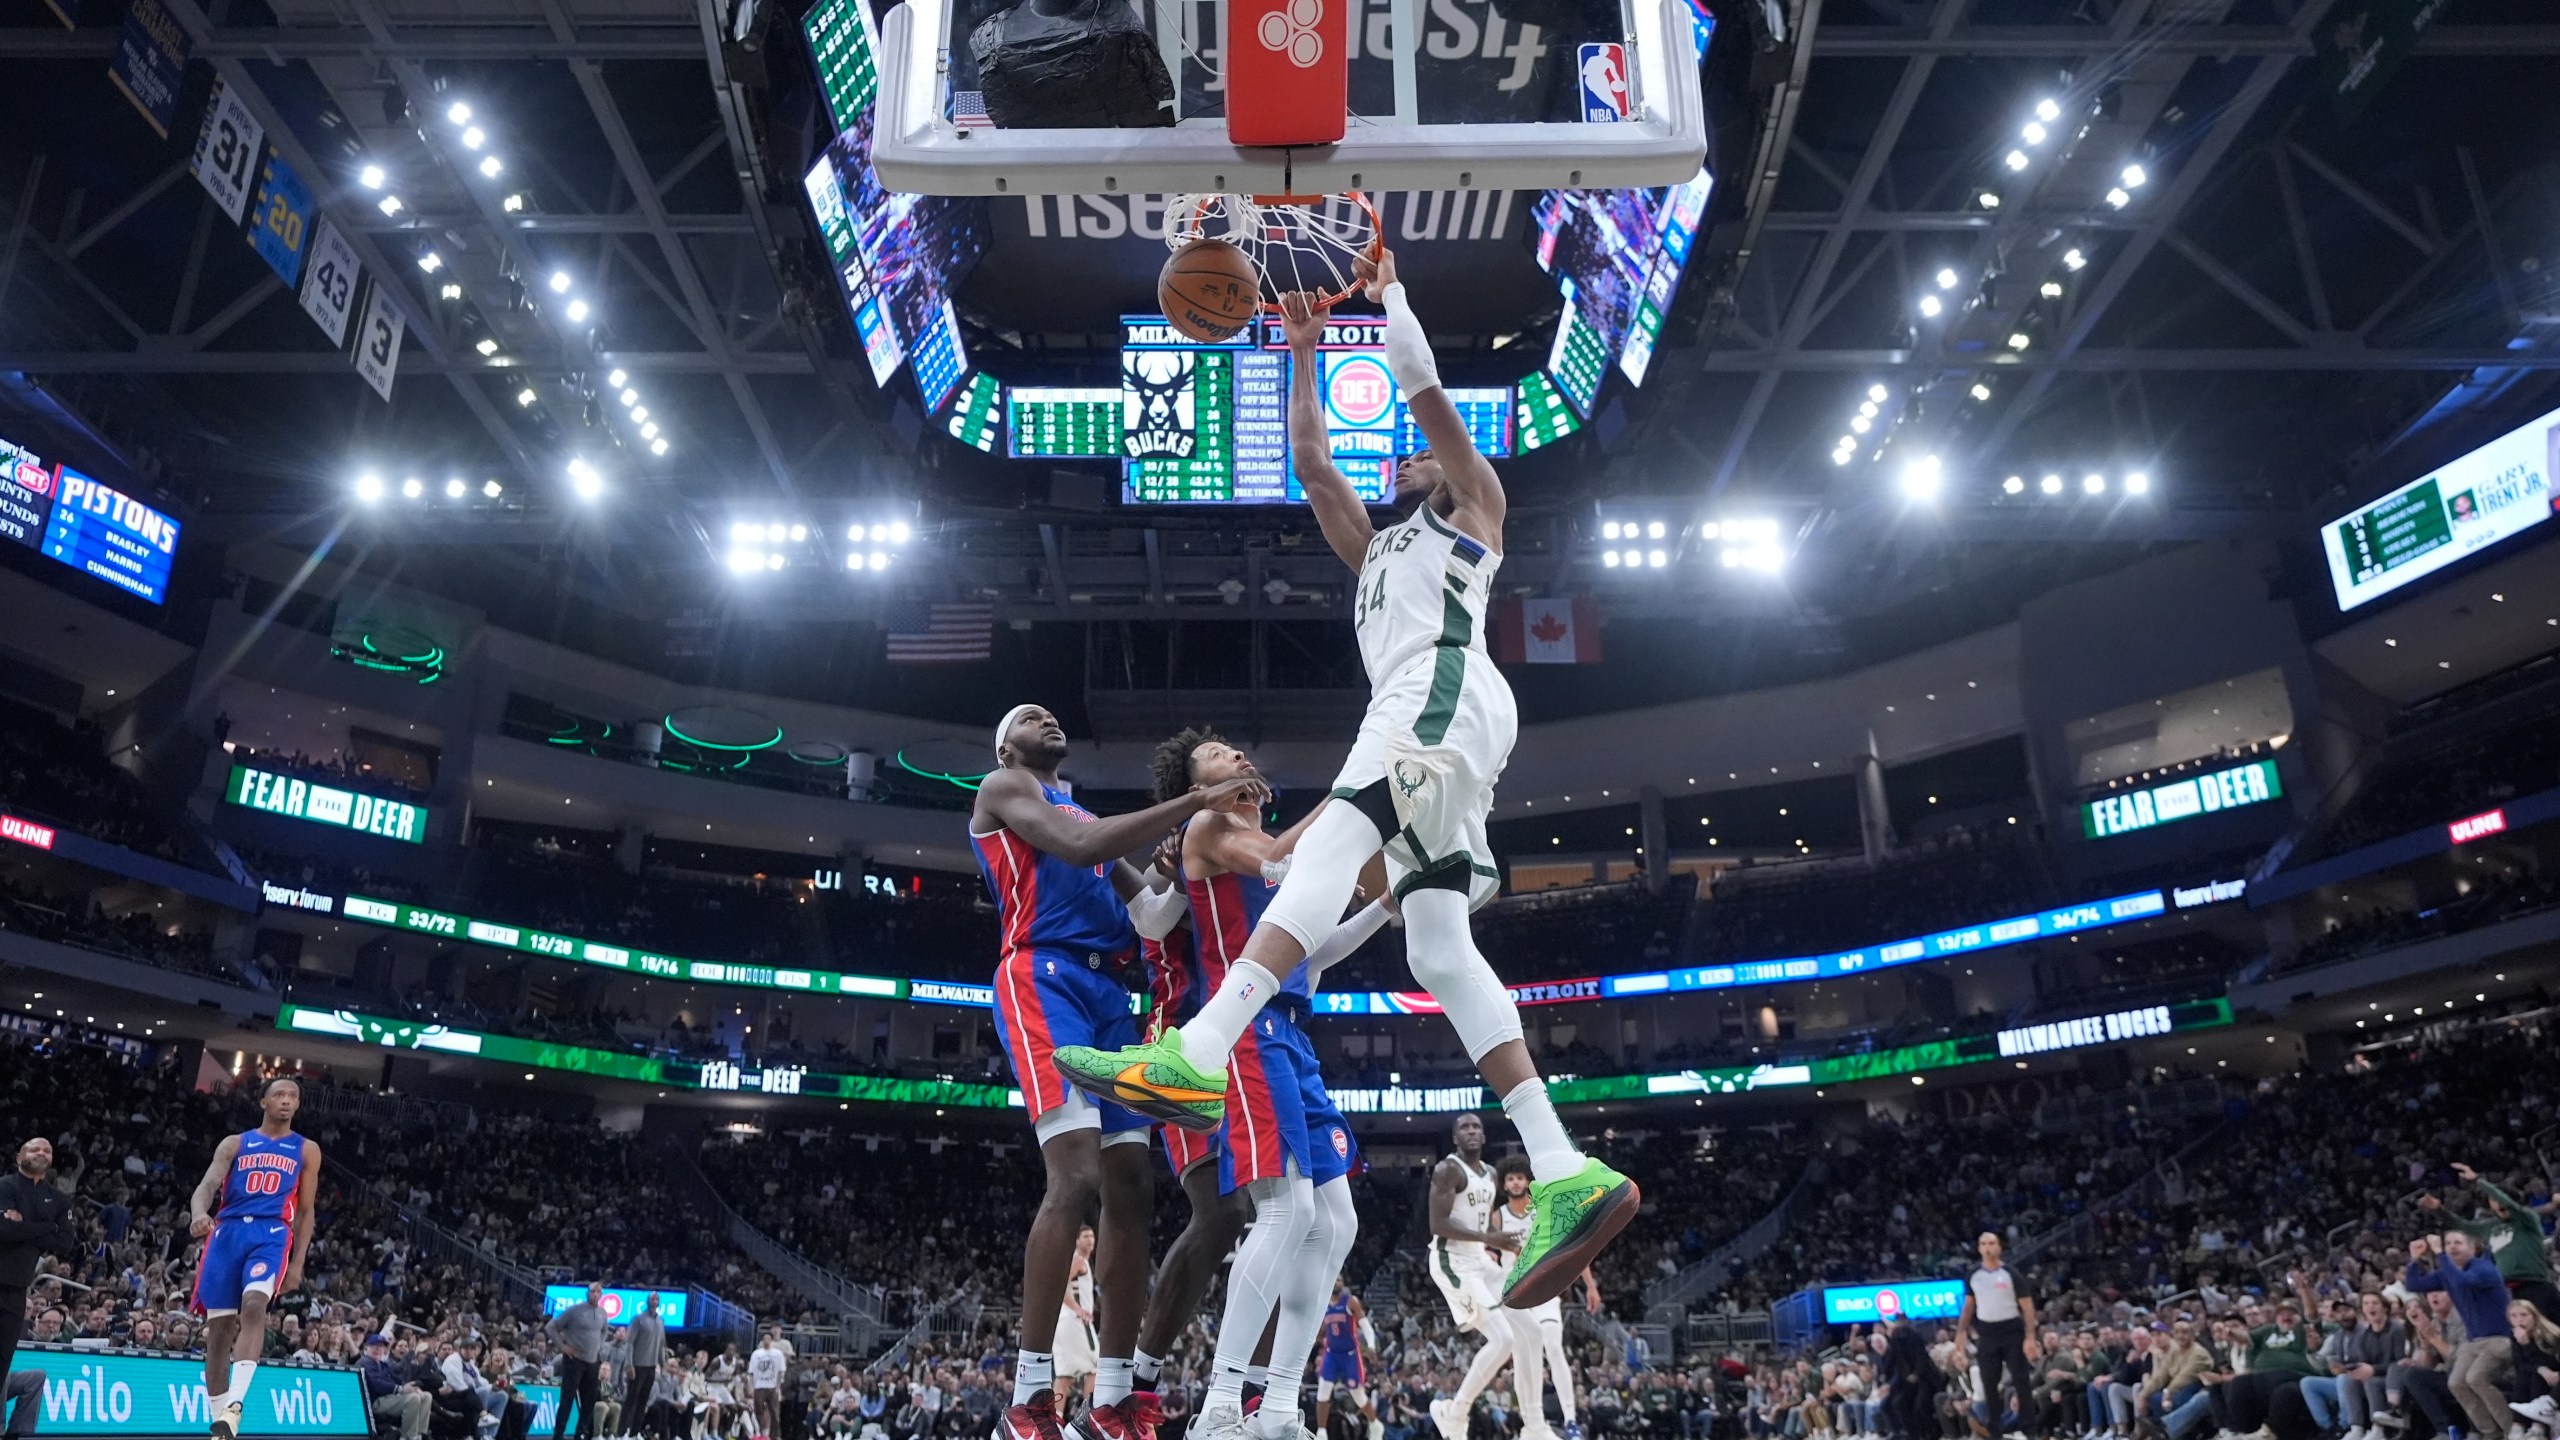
[1495,597,1603,665]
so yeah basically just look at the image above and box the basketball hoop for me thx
[1163,192,1382,311]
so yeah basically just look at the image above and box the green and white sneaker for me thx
[1501,1157,1641,1308]
[211,1400,244,1440]
[1052,1031,1228,1132]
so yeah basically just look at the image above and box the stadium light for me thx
[1977,191,2001,209]
[445,478,466,499]
[1851,416,1872,434]
[767,554,786,571]
[475,338,499,356]
[503,193,526,212]
[631,407,649,424]
[567,458,603,499]
[417,252,443,273]
[2105,187,2131,209]
[548,271,572,294]
[2004,150,2029,172]
[2022,121,2048,145]
[2121,163,2148,189]
[461,126,486,150]
[1899,455,1943,503]
[620,389,639,407]
[608,369,629,388]
[889,521,912,543]
[355,473,384,505]
[731,522,758,543]
[846,553,867,571]
[1858,400,1878,418]
[2063,247,2087,270]
[447,101,472,124]
[651,439,669,456]
[2040,281,2063,298]
[516,387,537,407]
[377,195,403,217]
[401,477,423,500]
[439,284,463,301]
[479,156,503,178]
[1918,295,1943,318]
[1970,383,1992,401]
[565,299,590,323]
[2035,97,2062,122]
[2007,332,2031,350]
[2125,471,2151,495]
[359,164,386,189]
[2082,472,2106,495]
[869,551,888,569]
[2040,473,2063,495]
[1935,268,1958,290]
[728,549,763,574]
[483,480,503,498]
[1603,551,1621,568]
[1647,549,1668,568]
[2003,475,2025,495]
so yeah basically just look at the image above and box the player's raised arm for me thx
[1281,291,1376,569]
[1358,249,1506,549]
[975,765,1261,869]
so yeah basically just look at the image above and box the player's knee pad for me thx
[1260,801,1385,953]
[1399,887,1523,1061]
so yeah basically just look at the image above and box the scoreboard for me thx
[1515,374,1581,452]
[942,372,1002,452]
[1546,278,1612,417]
[2321,401,2556,611]
[0,433,180,605]
[1009,387,1121,458]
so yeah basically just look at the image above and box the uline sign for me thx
[225,765,426,844]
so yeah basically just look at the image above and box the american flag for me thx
[950,91,993,129]
[884,601,996,663]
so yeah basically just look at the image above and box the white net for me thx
[1162,192,1381,306]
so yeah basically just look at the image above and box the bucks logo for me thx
[1391,759,1430,801]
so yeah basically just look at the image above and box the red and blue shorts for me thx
[1162,1122,1219,1178]
[1219,998,1357,1192]
[192,1217,290,1315]
[992,947,1149,1135]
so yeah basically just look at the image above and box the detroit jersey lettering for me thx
[219,1129,306,1221]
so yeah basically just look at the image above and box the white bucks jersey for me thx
[1435,1152,1500,1269]
[1493,1201,1531,1275]
[1354,508,1499,685]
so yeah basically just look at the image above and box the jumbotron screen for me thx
[2321,401,2557,611]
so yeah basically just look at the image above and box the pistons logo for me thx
[1873,1288,1902,1320]
[249,1262,270,1279]
[1258,0,1324,68]
[1330,1127,1349,1158]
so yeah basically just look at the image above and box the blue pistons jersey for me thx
[219,1130,306,1221]
[193,1129,306,1315]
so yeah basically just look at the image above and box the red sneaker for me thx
[999,1393,1065,1440]
[1073,1393,1165,1440]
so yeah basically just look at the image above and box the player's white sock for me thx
[1012,1352,1053,1406]
[229,1361,260,1405]
[1097,1359,1133,1407]
[1132,1351,1163,1390]
[1500,1080,1584,1186]
[1180,960,1282,1072]
[1245,1365,1269,1394]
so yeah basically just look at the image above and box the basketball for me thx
[1158,238,1261,342]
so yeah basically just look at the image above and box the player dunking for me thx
[971,704,1263,1440]
[1425,1115,1533,1440]
[1058,251,1637,1309]
[1314,1279,1376,1439]
[1494,1156,1599,1440]
[188,1076,321,1440]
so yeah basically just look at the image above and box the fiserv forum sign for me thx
[30,1350,369,1436]
[224,765,426,844]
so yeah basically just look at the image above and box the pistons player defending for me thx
[1056,255,1636,1310]
[188,1077,322,1440]
[1170,730,1390,1440]
[971,704,1263,1440]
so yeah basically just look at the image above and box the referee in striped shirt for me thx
[1953,1231,2040,1439]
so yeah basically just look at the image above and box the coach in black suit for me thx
[0,1139,73,1391]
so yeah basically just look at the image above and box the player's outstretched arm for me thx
[1357,250,1505,551]
[1280,291,1375,569]
[974,766,1263,869]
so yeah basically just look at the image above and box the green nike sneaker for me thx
[1052,1032,1228,1132]
[1502,1157,1641,1308]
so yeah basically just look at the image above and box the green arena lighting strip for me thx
[893,748,986,792]
[273,997,2230,1112]
[662,715,783,752]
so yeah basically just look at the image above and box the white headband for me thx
[993,703,1043,756]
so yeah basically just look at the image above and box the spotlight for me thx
[608,369,629,388]
[888,522,911,543]
[479,156,503,178]
[377,195,403,217]
[1602,520,1621,540]
[355,473,384,504]
[503,193,525,212]
[728,549,762,574]
[461,126,485,150]
[566,299,590,323]
[641,422,659,440]
[1851,416,1872,434]
[359,164,386,189]
[2105,187,2131,209]
[868,551,887,569]
[630,406,649,423]
[2082,472,2105,495]
[2040,473,2063,494]
[620,389,639,406]
[767,553,786,571]
[790,523,808,543]
[732,522,758,542]
[1918,295,1943,318]
[1935,268,1958,290]
[2063,247,2086,270]
[549,271,571,294]
[1867,383,1888,402]
[2035,97,2061,122]
[516,387,538,407]
[2121,163,2148,188]
[1832,449,1854,466]
[766,523,789,544]
[447,101,472,124]
[1969,383,1991,401]
[651,438,668,456]
[849,524,869,542]
[401,477,423,499]
[567,458,603,499]
[1900,455,1943,503]
[1978,191,2001,208]
[483,479,503,498]
[1858,401,1878,418]
[847,553,867,571]
[475,338,499,356]
[1603,551,1621,569]
[2004,150,2029,171]
[418,252,443,273]
[2022,121,2048,145]
[1646,521,1666,539]
[439,283,463,301]
[2125,471,2151,495]
[2007,332,2031,350]
[1647,549,1668,568]
[2003,475,2024,495]
[445,478,466,499]
[2040,280,2063,297]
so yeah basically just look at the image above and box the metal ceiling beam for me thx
[1969,0,2336,462]
[11,345,2556,376]
[351,213,757,236]
[1806,24,2560,57]
[0,26,706,59]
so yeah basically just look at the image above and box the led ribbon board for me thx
[225,766,427,844]
[2080,759,2281,840]
[330,895,906,999]
[24,1350,370,1437]
[2322,401,2556,611]
[275,998,2228,1112]
[1821,1281,1968,1325]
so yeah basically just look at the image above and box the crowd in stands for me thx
[0,870,230,981]
[1700,838,2058,968]
[0,696,189,860]
[2300,701,2560,863]
[2278,869,2560,976]
[223,743,431,802]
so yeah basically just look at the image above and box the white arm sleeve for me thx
[1129,882,1189,941]
[1380,282,1441,398]
[1301,900,1393,994]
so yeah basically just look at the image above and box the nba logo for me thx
[1579,43,1629,122]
